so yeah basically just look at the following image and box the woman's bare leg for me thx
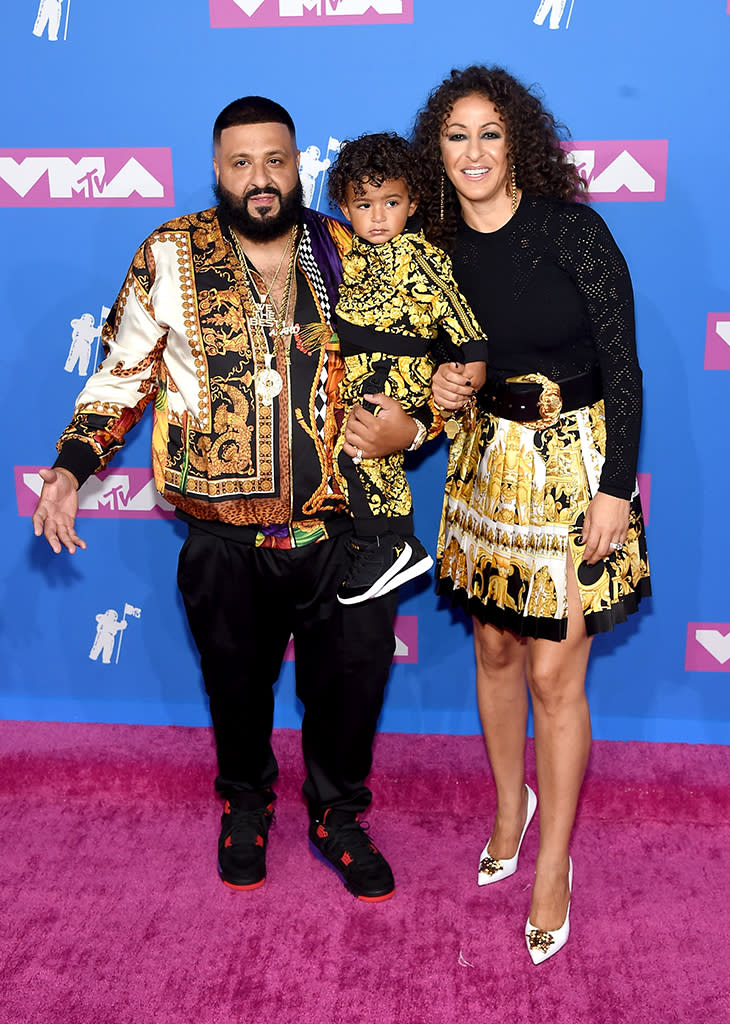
[525,560,593,930]
[473,619,530,857]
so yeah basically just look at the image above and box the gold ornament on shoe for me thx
[478,854,503,876]
[527,928,555,954]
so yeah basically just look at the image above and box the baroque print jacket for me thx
[55,207,357,540]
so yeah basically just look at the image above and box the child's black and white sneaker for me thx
[375,534,434,597]
[337,533,411,605]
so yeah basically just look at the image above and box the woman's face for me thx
[439,93,510,210]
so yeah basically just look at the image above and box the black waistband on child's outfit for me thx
[336,320,431,358]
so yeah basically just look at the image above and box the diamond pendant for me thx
[257,368,283,406]
[256,352,283,407]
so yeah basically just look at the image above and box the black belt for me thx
[480,366,603,428]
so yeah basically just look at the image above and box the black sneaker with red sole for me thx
[309,809,395,902]
[218,796,275,891]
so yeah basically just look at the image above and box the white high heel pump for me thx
[525,858,573,965]
[477,784,537,886]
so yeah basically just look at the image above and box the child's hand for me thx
[432,362,472,411]
[464,361,486,392]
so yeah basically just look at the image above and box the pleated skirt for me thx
[435,401,651,641]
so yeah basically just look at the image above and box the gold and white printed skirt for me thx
[436,401,651,641]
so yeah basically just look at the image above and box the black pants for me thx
[177,525,398,816]
[337,356,414,539]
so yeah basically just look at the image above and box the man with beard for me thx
[31,97,426,903]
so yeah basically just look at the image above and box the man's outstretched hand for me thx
[32,467,86,554]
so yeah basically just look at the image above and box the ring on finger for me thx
[609,541,624,551]
[353,447,363,465]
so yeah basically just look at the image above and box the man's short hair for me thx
[213,96,296,144]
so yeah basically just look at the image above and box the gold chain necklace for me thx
[229,226,301,407]
[230,225,295,332]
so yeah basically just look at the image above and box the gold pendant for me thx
[444,419,461,439]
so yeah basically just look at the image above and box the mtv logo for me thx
[209,0,412,28]
[284,614,418,662]
[15,467,175,519]
[636,472,651,525]
[685,623,730,672]
[0,149,174,207]
[562,141,668,202]
[704,314,730,370]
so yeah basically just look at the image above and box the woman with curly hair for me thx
[412,66,651,963]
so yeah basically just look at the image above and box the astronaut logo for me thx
[89,603,141,665]
[533,0,575,30]
[33,0,69,42]
[299,138,341,210]
[64,306,110,377]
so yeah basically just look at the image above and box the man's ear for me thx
[212,156,220,184]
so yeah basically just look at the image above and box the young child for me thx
[329,132,488,605]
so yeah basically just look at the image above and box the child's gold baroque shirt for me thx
[336,230,487,352]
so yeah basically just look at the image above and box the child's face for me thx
[339,177,417,245]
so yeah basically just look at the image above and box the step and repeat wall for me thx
[2,1,729,742]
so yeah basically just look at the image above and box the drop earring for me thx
[511,164,518,215]
[440,170,445,221]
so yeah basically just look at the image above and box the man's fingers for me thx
[43,525,63,554]
[40,515,86,554]
[32,508,45,536]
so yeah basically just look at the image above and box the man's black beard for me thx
[214,179,304,241]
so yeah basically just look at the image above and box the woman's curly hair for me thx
[411,66,585,250]
[327,132,419,207]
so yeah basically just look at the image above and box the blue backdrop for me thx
[2,0,729,743]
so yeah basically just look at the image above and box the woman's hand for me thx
[432,362,475,412]
[581,492,630,565]
[342,393,419,460]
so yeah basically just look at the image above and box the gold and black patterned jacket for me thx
[55,207,356,541]
[336,230,487,361]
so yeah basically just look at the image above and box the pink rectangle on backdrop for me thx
[285,614,418,663]
[685,623,730,672]
[210,0,413,28]
[0,149,174,207]
[704,313,730,369]
[562,140,667,201]
[636,473,651,524]
[16,467,174,519]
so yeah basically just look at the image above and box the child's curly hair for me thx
[327,132,419,207]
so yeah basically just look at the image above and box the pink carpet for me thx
[1,721,728,1023]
